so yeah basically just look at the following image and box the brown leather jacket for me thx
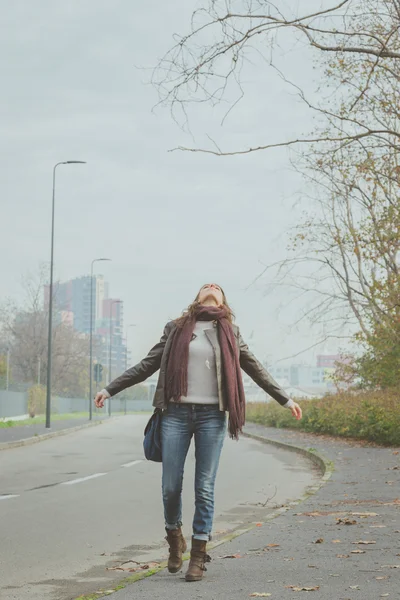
[105,321,291,410]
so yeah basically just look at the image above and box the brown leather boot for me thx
[165,528,187,573]
[185,537,211,582]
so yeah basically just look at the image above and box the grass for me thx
[246,389,400,446]
[0,411,151,428]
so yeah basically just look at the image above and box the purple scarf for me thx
[166,304,246,439]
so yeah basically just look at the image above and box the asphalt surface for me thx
[0,415,105,444]
[0,415,317,600]
[112,423,400,600]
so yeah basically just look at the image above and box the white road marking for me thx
[0,495,20,501]
[121,460,142,468]
[61,473,107,486]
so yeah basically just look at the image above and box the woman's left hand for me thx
[290,402,302,420]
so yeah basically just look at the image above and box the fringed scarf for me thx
[166,304,245,439]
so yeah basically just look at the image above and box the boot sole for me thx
[168,566,182,574]
[185,575,203,582]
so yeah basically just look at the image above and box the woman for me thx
[94,283,302,582]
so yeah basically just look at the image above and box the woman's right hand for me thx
[94,391,108,408]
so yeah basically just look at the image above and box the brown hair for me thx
[175,284,235,327]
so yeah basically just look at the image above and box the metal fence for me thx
[0,390,153,420]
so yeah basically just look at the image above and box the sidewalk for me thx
[0,416,106,447]
[109,423,400,600]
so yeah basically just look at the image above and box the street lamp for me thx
[109,299,122,417]
[124,324,136,416]
[125,324,136,370]
[89,258,111,420]
[46,161,86,429]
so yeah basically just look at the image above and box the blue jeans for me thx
[161,403,227,541]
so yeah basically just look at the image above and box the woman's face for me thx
[197,283,224,306]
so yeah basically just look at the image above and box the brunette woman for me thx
[94,283,302,582]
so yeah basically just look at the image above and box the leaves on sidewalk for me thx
[250,594,272,597]
[336,554,350,558]
[106,560,159,572]
[286,585,320,592]
[351,549,366,554]
[352,540,376,544]
[219,553,241,559]
[314,538,324,544]
[336,518,357,525]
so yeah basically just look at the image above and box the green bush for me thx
[246,390,400,446]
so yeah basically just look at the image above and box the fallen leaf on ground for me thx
[266,543,280,548]
[314,538,324,544]
[219,553,241,559]
[380,594,389,597]
[352,540,376,544]
[250,594,272,598]
[286,585,320,592]
[392,451,399,455]
[336,554,350,558]
[370,525,386,528]
[337,518,357,525]
[350,585,360,590]
[351,550,366,554]
[381,564,400,568]
[106,560,159,572]
[331,539,341,543]
[375,576,388,580]
[256,523,263,527]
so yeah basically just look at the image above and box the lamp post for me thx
[125,324,136,370]
[124,324,136,415]
[89,258,111,420]
[46,161,86,429]
[108,299,122,417]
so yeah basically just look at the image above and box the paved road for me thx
[0,415,318,600]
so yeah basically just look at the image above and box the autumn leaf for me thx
[250,594,272,598]
[336,554,350,558]
[331,539,341,543]
[266,543,280,548]
[336,518,357,525]
[106,560,159,572]
[219,553,241,559]
[286,585,320,592]
[314,538,324,544]
[351,549,366,554]
[352,540,376,545]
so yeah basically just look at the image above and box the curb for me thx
[74,429,334,600]
[0,419,106,451]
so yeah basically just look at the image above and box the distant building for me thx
[316,354,342,369]
[44,275,127,381]
[267,363,335,392]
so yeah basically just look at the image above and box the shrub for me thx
[246,390,400,446]
[28,385,46,418]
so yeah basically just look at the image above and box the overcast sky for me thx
[0,1,345,366]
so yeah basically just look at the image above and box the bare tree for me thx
[0,266,91,396]
[155,0,400,155]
